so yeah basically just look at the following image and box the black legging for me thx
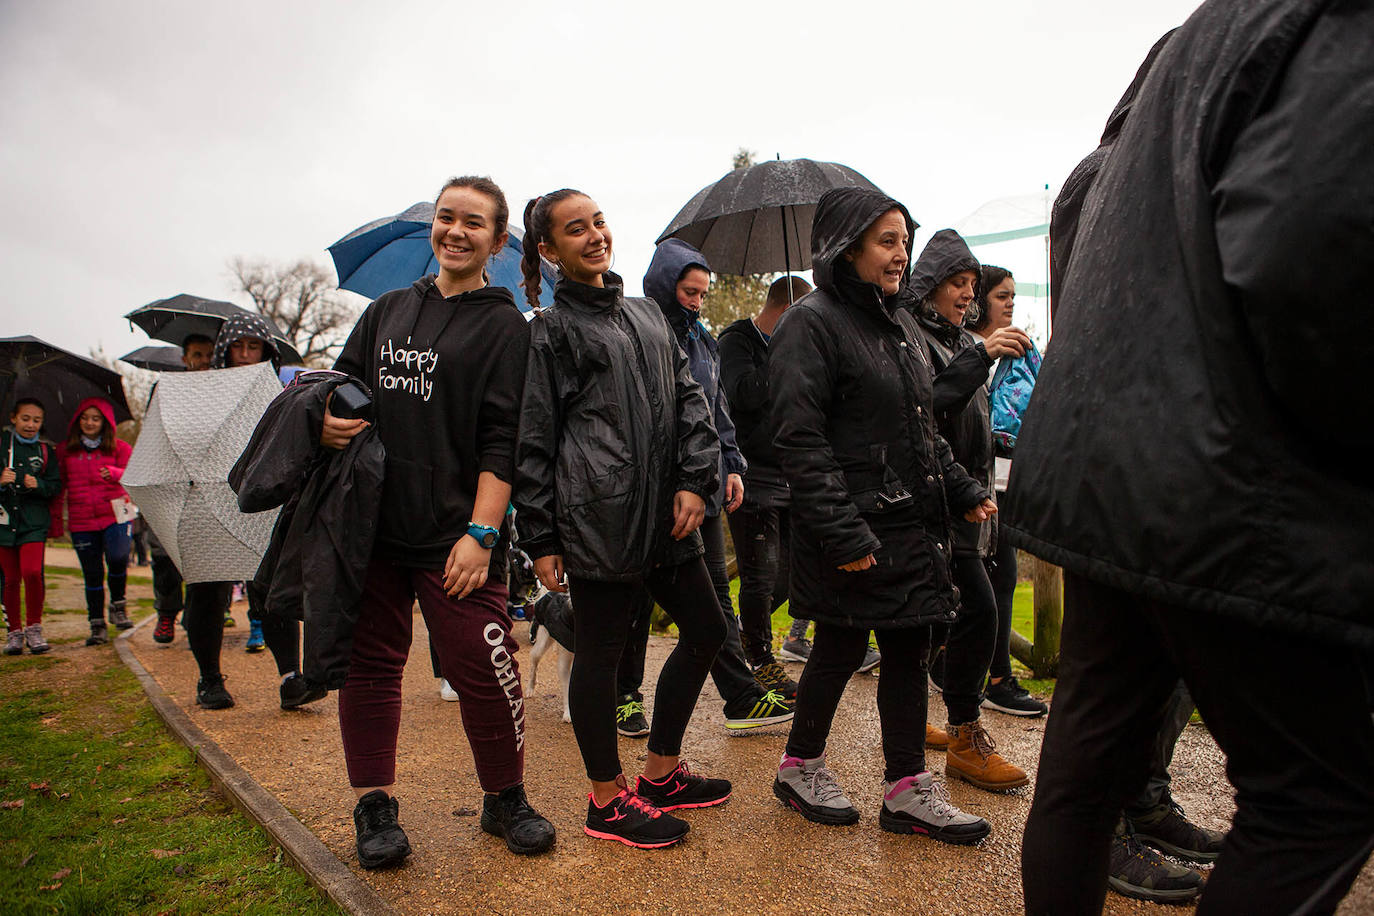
[944,555,1000,724]
[186,581,301,682]
[247,582,302,677]
[985,535,1018,681]
[567,559,727,782]
[785,622,931,782]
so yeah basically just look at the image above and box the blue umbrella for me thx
[327,202,556,311]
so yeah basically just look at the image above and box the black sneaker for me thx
[353,790,411,869]
[856,645,881,674]
[1107,828,1204,903]
[585,786,689,849]
[195,675,235,710]
[981,676,1048,717]
[778,635,812,663]
[752,661,798,701]
[635,760,731,811]
[616,693,650,738]
[480,784,556,855]
[280,673,327,710]
[724,689,794,730]
[1129,800,1224,863]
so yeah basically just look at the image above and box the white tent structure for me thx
[953,187,1056,348]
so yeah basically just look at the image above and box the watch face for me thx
[481,531,498,548]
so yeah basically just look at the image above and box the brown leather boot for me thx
[945,720,1029,791]
[925,723,950,750]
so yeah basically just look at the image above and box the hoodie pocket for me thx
[379,455,439,544]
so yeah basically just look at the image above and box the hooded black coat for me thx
[514,273,719,582]
[642,239,746,516]
[210,312,283,372]
[770,188,987,629]
[1005,0,1374,650]
[229,371,384,689]
[905,230,995,557]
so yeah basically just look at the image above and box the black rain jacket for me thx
[514,273,719,582]
[229,371,384,688]
[1005,0,1374,649]
[905,230,995,557]
[770,188,987,629]
[718,317,788,506]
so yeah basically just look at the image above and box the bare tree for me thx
[230,258,361,366]
[89,347,156,443]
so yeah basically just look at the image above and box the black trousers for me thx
[185,580,301,682]
[1022,572,1374,916]
[985,535,1018,681]
[568,559,726,782]
[246,581,301,677]
[785,622,931,782]
[615,516,761,709]
[727,503,794,666]
[944,555,999,723]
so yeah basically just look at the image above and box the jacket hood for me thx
[67,397,117,435]
[643,239,711,336]
[211,311,283,370]
[811,187,916,293]
[902,229,981,308]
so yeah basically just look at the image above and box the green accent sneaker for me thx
[616,694,649,737]
[724,689,794,730]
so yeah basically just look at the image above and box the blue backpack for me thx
[988,340,1042,452]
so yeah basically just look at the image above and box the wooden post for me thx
[1029,556,1063,678]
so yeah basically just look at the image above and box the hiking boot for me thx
[85,619,108,646]
[636,760,731,811]
[779,635,812,663]
[480,784,556,855]
[109,600,132,630]
[925,723,950,750]
[584,779,689,849]
[928,643,946,691]
[724,689,794,730]
[24,625,50,655]
[981,675,1048,717]
[245,619,265,652]
[280,673,327,710]
[879,771,991,844]
[353,790,411,869]
[4,629,23,656]
[773,753,860,826]
[1107,828,1204,903]
[752,661,798,701]
[1130,799,1224,863]
[153,613,177,644]
[438,678,460,702]
[945,720,1029,792]
[616,693,650,737]
[195,674,235,710]
[857,645,881,674]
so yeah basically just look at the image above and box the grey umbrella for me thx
[657,158,883,276]
[125,294,304,365]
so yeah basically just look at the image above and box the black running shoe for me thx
[195,675,235,710]
[616,693,650,738]
[353,790,411,869]
[635,760,731,811]
[1107,828,1204,903]
[981,676,1048,717]
[585,787,689,849]
[480,784,556,855]
[1129,799,1224,864]
[280,673,327,710]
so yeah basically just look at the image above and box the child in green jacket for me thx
[2,398,62,654]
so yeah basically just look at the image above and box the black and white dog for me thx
[526,588,574,723]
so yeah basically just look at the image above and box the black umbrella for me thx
[119,345,186,372]
[0,336,132,439]
[125,294,304,365]
[657,158,883,276]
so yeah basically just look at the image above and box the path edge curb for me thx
[115,618,393,916]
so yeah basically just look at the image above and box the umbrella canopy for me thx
[0,336,132,439]
[327,202,557,310]
[119,345,186,372]
[121,363,281,583]
[657,158,883,275]
[125,294,305,365]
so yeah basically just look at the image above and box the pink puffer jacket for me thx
[60,398,132,533]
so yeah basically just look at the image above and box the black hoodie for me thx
[334,275,529,570]
[769,187,985,629]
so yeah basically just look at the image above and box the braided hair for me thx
[520,189,584,310]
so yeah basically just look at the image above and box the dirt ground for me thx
[41,541,1355,915]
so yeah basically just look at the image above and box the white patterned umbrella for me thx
[122,363,282,583]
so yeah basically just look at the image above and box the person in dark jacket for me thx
[2,397,60,655]
[719,276,814,667]
[768,186,995,843]
[609,239,793,734]
[323,176,555,866]
[906,230,1032,793]
[1011,3,1374,912]
[513,189,730,850]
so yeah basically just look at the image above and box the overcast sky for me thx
[1,0,1202,362]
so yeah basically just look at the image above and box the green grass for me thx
[0,654,338,915]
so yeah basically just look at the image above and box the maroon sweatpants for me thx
[0,541,45,629]
[337,557,526,793]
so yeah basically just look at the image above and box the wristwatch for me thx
[466,522,499,549]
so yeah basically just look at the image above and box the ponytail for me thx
[520,188,584,311]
